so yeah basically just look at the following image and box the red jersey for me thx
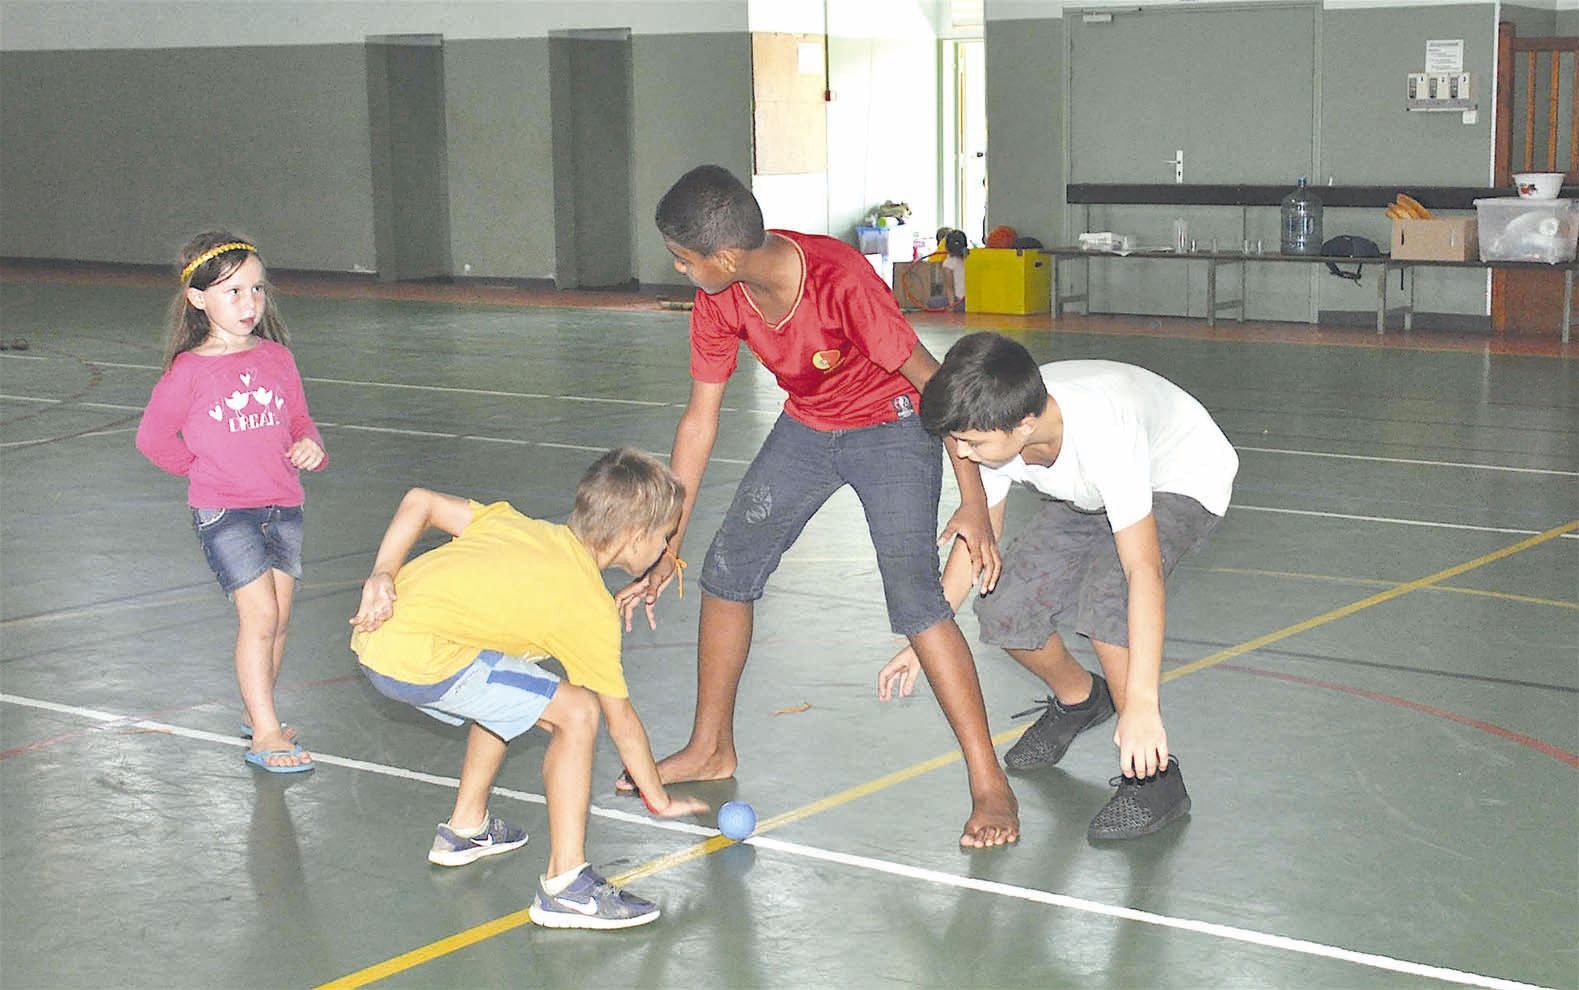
[688,230,921,430]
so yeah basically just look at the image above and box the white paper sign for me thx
[1426,40,1464,74]
[798,42,822,74]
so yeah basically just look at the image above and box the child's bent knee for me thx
[543,684,600,734]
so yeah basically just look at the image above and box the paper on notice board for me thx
[1426,40,1464,74]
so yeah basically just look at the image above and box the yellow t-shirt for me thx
[350,501,628,698]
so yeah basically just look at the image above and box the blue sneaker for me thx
[427,815,528,866]
[528,866,660,930]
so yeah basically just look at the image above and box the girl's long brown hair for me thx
[162,230,289,370]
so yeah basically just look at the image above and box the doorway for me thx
[365,35,453,282]
[950,39,988,242]
[549,29,635,289]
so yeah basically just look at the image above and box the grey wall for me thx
[1316,4,1496,321]
[1067,5,1319,321]
[443,38,555,280]
[551,35,635,289]
[985,2,1510,327]
[1502,5,1557,36]
[1561,11,1579,35]
[367,39,453,282]
[0,45,376,271]
[0,31,751,288]
[983,17,1062,247]
[630,32,755,289]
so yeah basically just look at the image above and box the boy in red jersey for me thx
[615,165,1017,848]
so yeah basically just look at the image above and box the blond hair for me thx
[568,448,684,554]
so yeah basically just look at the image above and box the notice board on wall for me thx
[752,32,827,175]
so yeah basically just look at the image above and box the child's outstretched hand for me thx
[877,645,922,701]
[614,553,678,632]
[350,572,397,633]
[287,437,326,471]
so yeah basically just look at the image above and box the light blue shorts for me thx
[361,650,560,742]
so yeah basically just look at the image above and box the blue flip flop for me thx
[243,744,314,774]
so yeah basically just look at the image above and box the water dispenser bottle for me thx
[1280,177,1323,255]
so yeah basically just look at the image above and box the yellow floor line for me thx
[1204,566,1579,611]
[1165,520,1577,682]
[315,518,1577,988]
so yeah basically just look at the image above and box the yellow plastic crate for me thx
[964,248,1051,315]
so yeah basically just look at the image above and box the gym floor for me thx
[1,265,1574,989]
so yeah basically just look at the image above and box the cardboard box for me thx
[965,248,1052,315]
[892,259,947,310]
[1391,217,1478,261]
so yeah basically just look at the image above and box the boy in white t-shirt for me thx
[879,332,1238,840]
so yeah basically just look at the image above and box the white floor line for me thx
[0,425,135,447]
[0,692,715,839]
[1233,504,1579,539]
[1,384,1572,476]
[0,393,755,465]
[9,364,1570,464]
[1234,445,1578,478]
[745,835,1551,990]
[0,690,1552,990]
[2,392,1566,536]
[67,362,779,417]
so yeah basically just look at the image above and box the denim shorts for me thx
[974,493,1221,650]
[701,412,952,637]
[361,650,561,743]
[191,505,304,596]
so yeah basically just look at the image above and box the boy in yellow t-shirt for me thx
[349,448,707,931]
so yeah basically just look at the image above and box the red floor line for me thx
[1223,662,1579,768]
[4,261,1571,357]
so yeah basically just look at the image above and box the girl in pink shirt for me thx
[135,232,327,773]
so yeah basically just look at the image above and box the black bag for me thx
[1322,235,1382,283]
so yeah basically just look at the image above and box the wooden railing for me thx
[1495,23,1579,184]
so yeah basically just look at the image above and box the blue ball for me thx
[717,800,756,840]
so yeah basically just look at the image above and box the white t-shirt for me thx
[979,360,1238,532]
[941,255,966,295]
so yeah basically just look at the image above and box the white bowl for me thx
[1513,172,1564,199]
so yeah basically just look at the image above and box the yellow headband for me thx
[181,242,257,284]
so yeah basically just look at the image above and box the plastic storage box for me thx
[964,249,1052,314]
[1472,198,1578,263]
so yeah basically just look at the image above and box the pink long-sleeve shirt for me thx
[135,339,326,507]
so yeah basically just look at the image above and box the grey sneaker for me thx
[528,866,660,930]
[427,815,528,866]
[1002,674,1116,771]
[1088,756,1191,840]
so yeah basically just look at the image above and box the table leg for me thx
[1404,267,1414,331]
[1564,268,1573,344]
[1207,259,1217,328]
[1376,262,1387,335]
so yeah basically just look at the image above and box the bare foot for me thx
[614,743,737,792]
[959,786,1019,849]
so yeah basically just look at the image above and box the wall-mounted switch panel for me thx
[1406,71,1474,111]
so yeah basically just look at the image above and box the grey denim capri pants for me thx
[974,492,1221,650]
